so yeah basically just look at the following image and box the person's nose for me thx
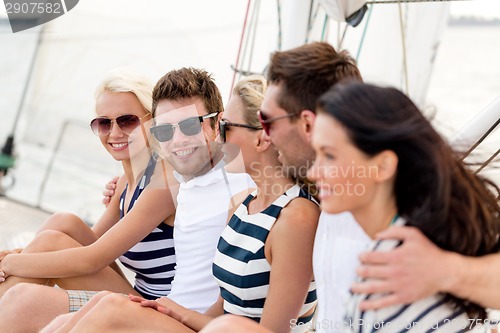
[170,124,189,144]
[109,121,125,138]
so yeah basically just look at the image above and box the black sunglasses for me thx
[257,111,296,135]
[219,119,262,143]
[90,114,148,137]
[150,112,219,142]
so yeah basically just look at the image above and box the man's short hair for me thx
[152,67,223,129]
[267,42,362,116]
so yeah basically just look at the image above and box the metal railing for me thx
[36,119,90,208]
[451,96,500,175]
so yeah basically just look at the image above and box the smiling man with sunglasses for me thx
[41,67,256,332]
[150,109,220,180]
[145,68,254,313]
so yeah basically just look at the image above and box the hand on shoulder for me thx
[351,225,455,310]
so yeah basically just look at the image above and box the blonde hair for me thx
[95,68,153,114]
[232,75,267,128]
[95,68,157,157]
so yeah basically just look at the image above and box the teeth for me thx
[111,143,128,148]
[175,148,195,157]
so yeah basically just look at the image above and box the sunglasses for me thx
[150,112,219,142]
[219,120,261,143]
[90,114,148,137]
[258,111,296,135]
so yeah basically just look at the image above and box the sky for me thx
[449,0,500,19]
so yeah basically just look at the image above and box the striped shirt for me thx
[118,156,176,300]
[213,184,318,323]
[344,217,470,333]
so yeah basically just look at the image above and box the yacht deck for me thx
[0,196,49,250]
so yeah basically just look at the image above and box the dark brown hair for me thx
[267,42,362,117]
[152,67,223,129]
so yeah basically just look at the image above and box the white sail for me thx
[318,0,367,23]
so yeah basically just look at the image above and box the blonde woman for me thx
[0,69,177,333]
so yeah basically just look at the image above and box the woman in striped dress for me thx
[307,82,500,332]
[0,69,177,332]
[211,78,319,332]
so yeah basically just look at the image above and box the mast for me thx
[452,96,500,155]
[280,0,311,50]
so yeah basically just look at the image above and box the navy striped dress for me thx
[118,157,176,300]
[344,217,470,333]
[213,184,317,323]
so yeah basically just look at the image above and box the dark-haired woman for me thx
[307,82,500,332]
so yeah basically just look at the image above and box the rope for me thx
[337,19,348,48]
[239,0,257,85]
[475,148,500,175]
[322,12,331,42]
[276,0,282,51]
[243,0,260,78]
[305,1,320,44]
[398,2,410,95]
[356,4,374,62]
[336,21,341,49]
[230,0,252,100]
[461,116,500,161]
[324,15,330,41]
[229,66,261,77]
[305,0,313,44]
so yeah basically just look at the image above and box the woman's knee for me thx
[2,283,39,307]
[39,212,87,235]
[96,292,130,309]
[0,284,36,332]
[80,293,130,328]
[39,313,73,333]
[0,284,69,333]
[202,315,262,332]
[88,290,114,304]
[1,283,68,313]
[39,292,114,333]
[38,212,96,246]
[24,229,77,252]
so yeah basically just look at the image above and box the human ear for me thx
[255,130,272,153]
[300,110,316,142]
[374,150,398,182]
[215,113,223,137]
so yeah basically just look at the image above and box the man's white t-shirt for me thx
[168,162,254,313]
